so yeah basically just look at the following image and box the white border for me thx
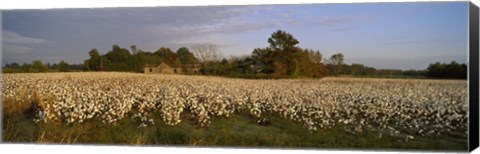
[0,0,479,154]
[0,0,477,10]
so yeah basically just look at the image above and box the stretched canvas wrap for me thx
[1,1,479,153]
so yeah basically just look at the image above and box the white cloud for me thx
[3,44,34,54]
[2,5,378,63]
[2,30,48,45]
[2,31,49,56]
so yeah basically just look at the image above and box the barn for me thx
[143,63,200,74]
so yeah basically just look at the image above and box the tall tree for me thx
[130,45,138,55]
[58,60,70,72]
[105,45,132,71]
[191,44,221,74]
[106,45,131,62]
[250,30,323,77]
[267,30,302,76]
[155,47,180,67]
[306,49,322,64]
[192,43,220,64]
[268,30,299,51]
[328,53,344,76]
[85,48,102,71]
[176,47,198,65]
[21,63,31,72]
[31,59,47,72]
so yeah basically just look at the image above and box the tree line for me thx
[2,60,83,73]
[426,61,467,79]
[83,45,198,72]
[1,30,467,79]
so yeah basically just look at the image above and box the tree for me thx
[327,53,344,76]
[155,47,181,67]
[255,30,301,76]
[86,48,102,71]
[306,49,322,64]
[251,48,274,73]
[106,45,131,62]
[131,45,138,55]
[177,47,198,65]
[427,62,443,78]
[268,30,299,51]
[58,60,70,72]
[31,59,47,72]
[267,30,303,76]
[192,43,221,66]
[249,30,326,77]
[252,48,272,62]
[21,63,31,72]
[427,61,467,79]
[349,63,366,75]
[105,45,132,71]
[7,63,20,69]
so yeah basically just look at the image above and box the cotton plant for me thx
[2,72,467,138]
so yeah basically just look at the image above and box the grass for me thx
[2,97,468,152]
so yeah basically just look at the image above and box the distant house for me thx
[183,64,201,74]
[144,62,200,74]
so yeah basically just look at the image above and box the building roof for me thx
[144,62,200,69]
[144,64,159,67]
[144,62,170,68]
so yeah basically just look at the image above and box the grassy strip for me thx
[2,99,467,151]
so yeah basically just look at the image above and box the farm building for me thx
[143,63,200,74]
[184,64,201,73]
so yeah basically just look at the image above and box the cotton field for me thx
[1,72,468,139]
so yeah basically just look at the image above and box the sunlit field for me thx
[2,72,468,151]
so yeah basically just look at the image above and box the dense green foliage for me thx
[57,60,70,72]
[2,60,84,73]
[82,45,198,72]
[177,47,198,65]
[335,63,428,78]
[427,61,467,79]
[1,30,467,79]
[30,60,48,73]
[249,30,326,78]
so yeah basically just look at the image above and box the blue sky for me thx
[1,2,469,70]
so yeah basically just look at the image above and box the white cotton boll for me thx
[3,72,466,136]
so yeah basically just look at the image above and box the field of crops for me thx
[1,72,468,149]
